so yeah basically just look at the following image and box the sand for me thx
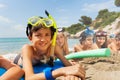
[78,51,120,80]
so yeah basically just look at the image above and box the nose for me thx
[40,37,45,42]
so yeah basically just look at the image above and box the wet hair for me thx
[26,23,56,39]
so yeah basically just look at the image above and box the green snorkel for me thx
[45,10,57,65]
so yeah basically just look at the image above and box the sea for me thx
[0,38,79,55]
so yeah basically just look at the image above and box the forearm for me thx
[0,65,24,80]
[55,52,71,66]
[25,67,64,80]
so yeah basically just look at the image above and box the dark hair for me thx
[26,24,56,39]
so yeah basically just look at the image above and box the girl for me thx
[14,15,85,80]
[95,30,107,48]
[56,28,69,55]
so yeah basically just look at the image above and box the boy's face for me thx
[56,32,65,47]
[30,28,52,54]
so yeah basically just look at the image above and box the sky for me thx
[0,0,119,38]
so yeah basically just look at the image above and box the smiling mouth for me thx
[39,42,47,47]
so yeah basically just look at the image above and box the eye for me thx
[46,33,51,37]
[35,34,41,37]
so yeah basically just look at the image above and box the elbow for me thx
[13,65,25,78]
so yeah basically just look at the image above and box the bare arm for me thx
[22,45,85,80]
[92,43,99,49]
[55,44,72,66]
[74,44,82,52]
[63,37,69,55]
[0,56,24,80]
[108,43,117,52]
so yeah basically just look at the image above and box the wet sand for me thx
[79,51,120,80]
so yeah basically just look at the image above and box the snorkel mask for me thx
[28,16,54,28]
[84,26,94,36]
[79,27,94,43]
[95,30,107,37]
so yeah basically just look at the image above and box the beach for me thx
[1,38,120,80]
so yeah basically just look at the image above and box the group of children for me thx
[74,27,120,53]
[1,11,119,80]
[0,12,85,80]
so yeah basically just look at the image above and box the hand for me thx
[62,64,85,80]
[69,59,78,65]
[63,75,82,80]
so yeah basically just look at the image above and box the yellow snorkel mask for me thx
[28,16,54,28]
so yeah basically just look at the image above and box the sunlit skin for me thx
[84,37,93,46]
[108,38,120,52]
[56,32,69,55]
[0,56,24,80]
[74,36,98,52]
[96,36,106,48]
[29,28,52,55]
[107,38,115,45]
[22,27,85,80]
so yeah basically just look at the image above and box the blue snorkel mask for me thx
[79,26,94,43]
[84,26,94,36]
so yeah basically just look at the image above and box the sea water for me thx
[0,38,79,55]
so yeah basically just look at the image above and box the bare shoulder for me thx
[108,42,115,47]
[22,44,33,50]
[21,44,34,56]
[74,44,82,49]
[74,44,82,52]
[92,43,98,49]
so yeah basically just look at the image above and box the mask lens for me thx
[43,19,53,27]
[30,18,39,24]
[28,17,53,28]
[28,16,41,25]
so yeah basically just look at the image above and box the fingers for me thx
[75,64,86,80]
[64,75,80,80]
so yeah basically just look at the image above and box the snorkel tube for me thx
[45,10,57,60]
